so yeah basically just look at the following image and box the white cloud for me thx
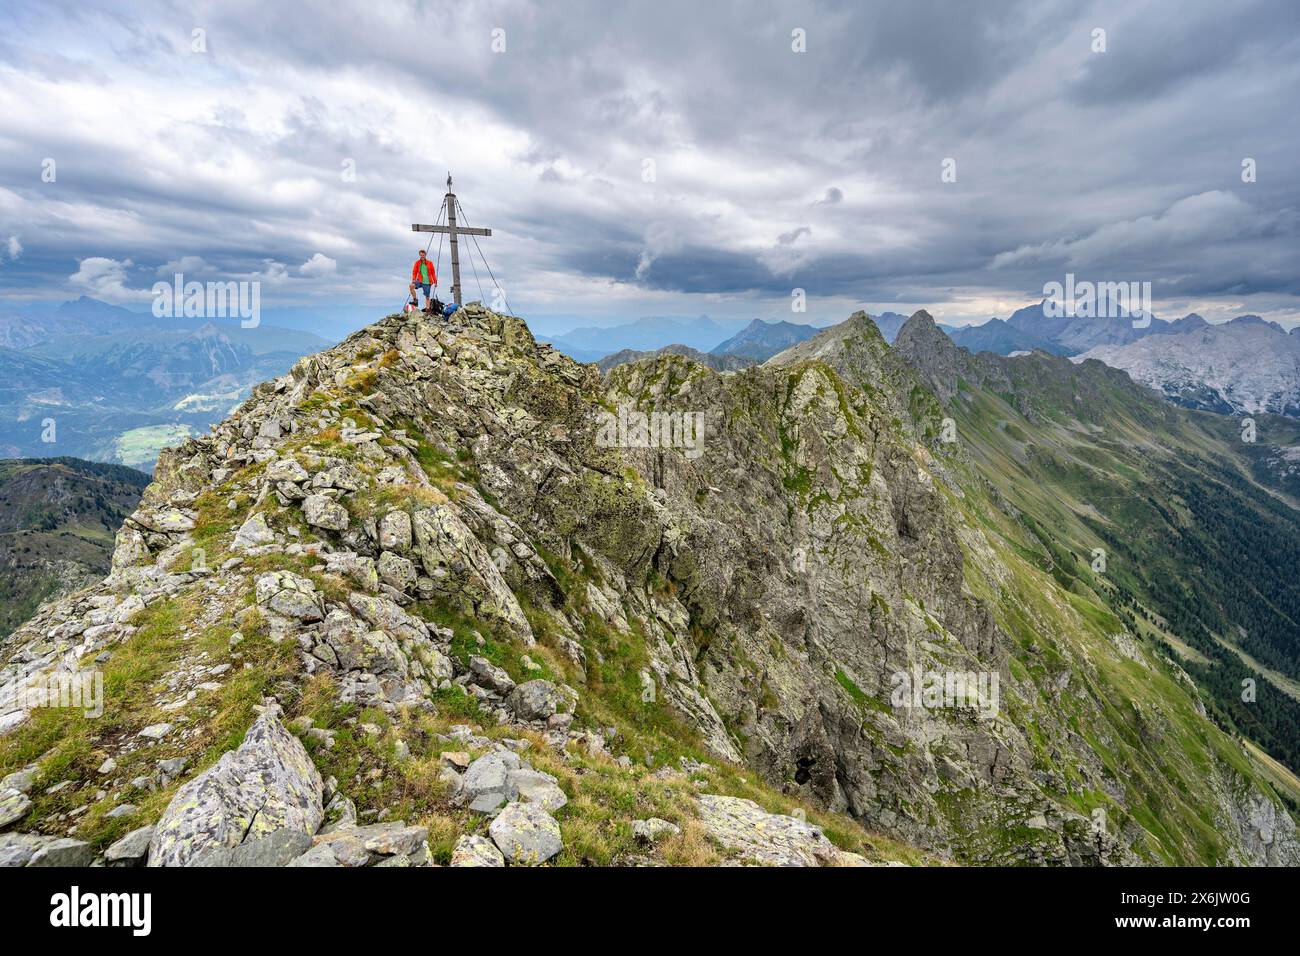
[634,223,682,280]
[156,255,210,276]
[68,257,150,302]
[5,236,20,260]
[299,253,338,278]
[252,260,290,284]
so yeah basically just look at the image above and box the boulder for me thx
[469,656,516,695]
[633,818,681,844]
[506,680,563,721]
[506,768,567,812]
[0,789,32,830]
[231,512,276,551]
[346,592,428,644]
[148,709,323,867]
[256,571,324,622]
[378,511,413,551]
[450,833,505,867]
[105,825,155,867]
[300,822,429,867]
[488,801,563,865]
[265,458,309,483]
[27,837,93,867]
[0,768,36,794]
[461,752,517,813]
[411,505,533,642]
[191,829,313,867]
[377,551,417,592]
[303,494,349,532]
[696,794,869,867]
[0,833,54,867]
[0,833,92,867]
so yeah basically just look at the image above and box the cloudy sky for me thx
[1,0,1298,334]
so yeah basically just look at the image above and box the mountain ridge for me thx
[0,304,1295,867]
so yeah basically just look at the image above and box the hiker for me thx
[410,249,438,313]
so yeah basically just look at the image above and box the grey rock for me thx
[0,833,54,867]
[255,570,324,622]
[469,655,516,695]
[488,801,563,865]
[27,837,93,867]
[697,794,869,867]
[0,789,33,830]
[633,818,681,844]
[105,825,155,867]
[506,768,568,812]
[506,680,563,721]
[148,709,323,867]
[0,768,36,794]
[377,551,417,592]
[450,833,505,867]
[303,494,349,532]
[461,752,514,813]
[265,458,309,483]
[306,822,429,867]
[378,511,413,551]
[191,828,313,867]
[231,512,276,551]
[285,843,342,867]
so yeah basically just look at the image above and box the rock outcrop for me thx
[148,708,323,867]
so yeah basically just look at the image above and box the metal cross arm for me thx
[411,224,491,237]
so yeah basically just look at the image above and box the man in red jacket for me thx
[410,249,438,313]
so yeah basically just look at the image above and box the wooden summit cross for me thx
[412,173,492,307]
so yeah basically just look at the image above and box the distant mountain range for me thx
[709,319,820,360]
[597,344,755,374]
[941,300,1209,356]
[0,297,331,468]
[543,315,752,361]
[865,312,912,343]
[1076,315,1300,417]
[932,301,1300,419]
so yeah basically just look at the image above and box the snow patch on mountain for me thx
[1075,317,1300,417]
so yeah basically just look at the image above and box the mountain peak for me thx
[710,317,817,360]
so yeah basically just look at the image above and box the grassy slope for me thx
[934,353,1300,778]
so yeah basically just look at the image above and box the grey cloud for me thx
[0,0,1296,328]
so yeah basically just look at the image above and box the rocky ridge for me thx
[0,303,1295,866]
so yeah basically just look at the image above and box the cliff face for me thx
[0,304,1295,866]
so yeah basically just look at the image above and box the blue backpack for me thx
[443,303,459,318]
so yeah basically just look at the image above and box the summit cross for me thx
[411,174,492,307]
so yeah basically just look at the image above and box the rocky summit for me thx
[0,303,1295,867]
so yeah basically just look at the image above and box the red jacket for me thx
[411,258,437,284]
